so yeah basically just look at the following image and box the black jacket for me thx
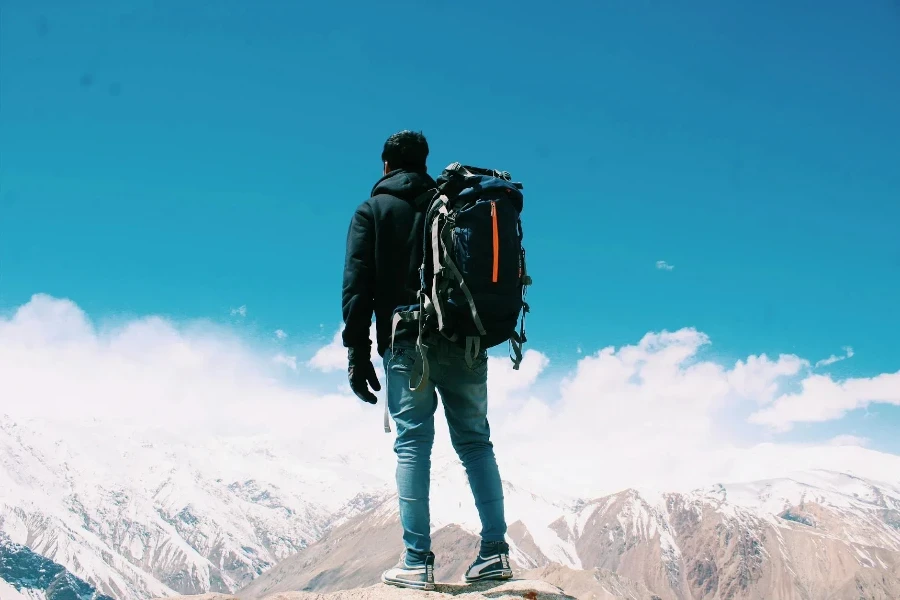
[342,168,437,358]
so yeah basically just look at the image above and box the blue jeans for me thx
[384,338,507,567]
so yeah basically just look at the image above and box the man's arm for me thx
[342,202,382,405]
[341,202,375,355]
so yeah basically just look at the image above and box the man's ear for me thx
[383,161,390,175]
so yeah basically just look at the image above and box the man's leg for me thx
[384,343,438,567]
[435,344,508,550]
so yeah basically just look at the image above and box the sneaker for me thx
[463,541,513,583]
[381,551,435,591]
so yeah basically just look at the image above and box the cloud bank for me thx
[1,294,898,499]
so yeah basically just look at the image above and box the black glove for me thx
[348,347,381,404]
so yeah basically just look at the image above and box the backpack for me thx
[390,162,532,394]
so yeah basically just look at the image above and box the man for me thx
[341,130,512,590]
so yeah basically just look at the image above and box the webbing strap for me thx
[387,312,408,433]
[387,310,430,433]
[431,202,448,332]
[411,340,430,394]
[438,223,487,336]
[508,300,529,370]
[390,311,417,355]
[389,311,429,392]
[384,381,391,433]
[509,332,523,370]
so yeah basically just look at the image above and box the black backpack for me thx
[391,162,532,392]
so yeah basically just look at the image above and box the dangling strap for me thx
[386,309,431,433]
[509,301,529,370]
[431,202,448,332]
[509,248,532,371]
[410,339,430,394]
[384,357,393,433]
[390,310,430,388]
[387,312,414,433]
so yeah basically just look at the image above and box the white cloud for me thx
[728,353,809,405]
[0,295,385,458]
[656,260,674,271]
[2,294,898,501]
[480,328,899,497]
[815,346,854,368]
[491,329,734,495]
[307,322,379,373]
[274,329,288,340]
[230,305,247,318]
[307,327,346,372]
[486,349,550,412]
[749,371,900,432]
[829,434,870,448]
[273,353,298,371]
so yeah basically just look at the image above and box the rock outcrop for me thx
[159,579,574,600]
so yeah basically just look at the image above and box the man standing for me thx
[341,131,512,590]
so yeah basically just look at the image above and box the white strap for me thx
[386,310,430,433]
[431,201,448,331]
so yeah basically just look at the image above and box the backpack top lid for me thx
[438,162,522,186]
[435,162,524,211]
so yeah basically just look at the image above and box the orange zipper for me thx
[491,200,499,283]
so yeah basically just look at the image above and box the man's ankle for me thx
[404,550,433,568]
[479,540,509,556]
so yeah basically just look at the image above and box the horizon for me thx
[2,291,899,503]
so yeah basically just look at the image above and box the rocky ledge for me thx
[154,579,575,600]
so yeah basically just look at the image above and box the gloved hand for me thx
[348,347,381,404]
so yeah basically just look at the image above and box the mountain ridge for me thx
[3,415,900,599]
[238,471,900,600]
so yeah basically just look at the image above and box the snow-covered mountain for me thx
[0,416,388,600]
[241,470,900,600]
[3,413,900,600]
[539,473,900,599]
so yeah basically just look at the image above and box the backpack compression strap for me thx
[509,251,533,370]
[433,197,487,337]
[509,302,529,370]
[430,196,487,369]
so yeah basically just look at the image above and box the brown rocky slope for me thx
[236,472,900,600]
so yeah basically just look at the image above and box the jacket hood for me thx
[370,169,436,201]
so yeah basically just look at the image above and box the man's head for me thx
[381,130,429,175]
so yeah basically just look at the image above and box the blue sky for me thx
[1,1,899,451]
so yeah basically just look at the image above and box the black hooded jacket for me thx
[341,168,437,358]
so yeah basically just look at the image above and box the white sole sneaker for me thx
[381,562,435,591]
[463,553,513,583]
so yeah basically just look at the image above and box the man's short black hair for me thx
[381,130,429,172]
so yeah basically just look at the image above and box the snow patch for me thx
[0,580,35,600]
